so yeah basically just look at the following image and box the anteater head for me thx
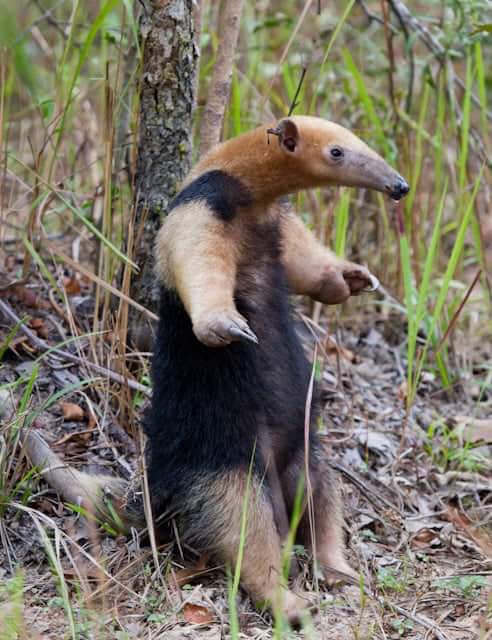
[271,115,409,200]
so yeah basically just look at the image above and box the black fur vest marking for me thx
[168,170,253,221]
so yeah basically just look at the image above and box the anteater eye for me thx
[284,137,296,152]
[330,147,344,159]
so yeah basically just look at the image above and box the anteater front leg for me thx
[155,202,257,347]
[279,210,378,304]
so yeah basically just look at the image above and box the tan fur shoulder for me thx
[154,201,239,290]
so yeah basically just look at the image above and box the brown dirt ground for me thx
[0,297,490,640]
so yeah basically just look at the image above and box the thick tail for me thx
[22,430,141,532]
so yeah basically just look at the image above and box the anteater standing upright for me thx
[147,116,408,620]
[25,116,408,624]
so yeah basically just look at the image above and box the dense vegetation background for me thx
[0,1,490,638]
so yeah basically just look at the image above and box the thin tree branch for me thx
[436,268,482,352]
[387,0,492,121]
[198,0,245,156]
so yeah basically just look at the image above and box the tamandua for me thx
[25,116,408,626]
[146,116,408,621]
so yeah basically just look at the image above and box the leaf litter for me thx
[0,292,490,639]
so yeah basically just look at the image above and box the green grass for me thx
[0,0,490,636]
[0,571,25,640]
[424,419,487,472]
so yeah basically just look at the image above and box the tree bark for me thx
[130,0,198,341]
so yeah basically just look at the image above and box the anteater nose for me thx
[389,177,409,200]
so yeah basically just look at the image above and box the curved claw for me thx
[229,325,259,344]
[317,563,359,587]
[361,273,379,293]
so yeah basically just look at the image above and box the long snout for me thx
[342,149,409,200]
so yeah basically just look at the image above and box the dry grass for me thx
[0,0,491,638]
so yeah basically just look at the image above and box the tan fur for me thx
[155,202,250,347]
[160,115,396,330]
[204,471,307,623]
[310,472,357,584]
[188,115,394,203]
[304,488,356,585]
[155,200,376,345]
[279,207,375,304]
[281,448,357,585]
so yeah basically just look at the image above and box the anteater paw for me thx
[282,592,310,629]
[317,559,359,588]
[342,265,379,296]
[193,310,258,347]
[317,262,378,305]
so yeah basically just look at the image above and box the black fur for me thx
[145,218,320,548]
[168,170,253,221]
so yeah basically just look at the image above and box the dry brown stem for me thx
[198,0,245,156]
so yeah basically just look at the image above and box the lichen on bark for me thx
[131,0,198,327]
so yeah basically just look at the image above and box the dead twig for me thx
[198,0,245,156]
[0,298,151,396]
[437,268,482,353]
[287,66,307,117]
[387,0,492,123]
[51,248,158,323]
[333,462,401,515]
[378,597,451,640]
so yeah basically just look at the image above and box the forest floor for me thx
[0,290,490,640]
[2,0,492,637]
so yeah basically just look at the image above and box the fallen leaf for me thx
[61,402,85,422]
[174,555,209,587]
[86,409,97,430]
[443,505,492,559]
[8,285,50,309]
[4,255,16,271]
[454,603,466,618]
[63,275,81,295]
[410,528,441,549]
[324,336,356,362]
[30,317,49,339]
[0,389,14,419]
[397,380,408,403]
[183,603,214,625]
[356,430,394,459]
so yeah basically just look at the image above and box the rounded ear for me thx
[277,118,299,153]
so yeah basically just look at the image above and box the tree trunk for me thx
[130,0,198,344]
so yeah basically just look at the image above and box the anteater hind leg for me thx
[282,449,357,585]
[182,471,307,624]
